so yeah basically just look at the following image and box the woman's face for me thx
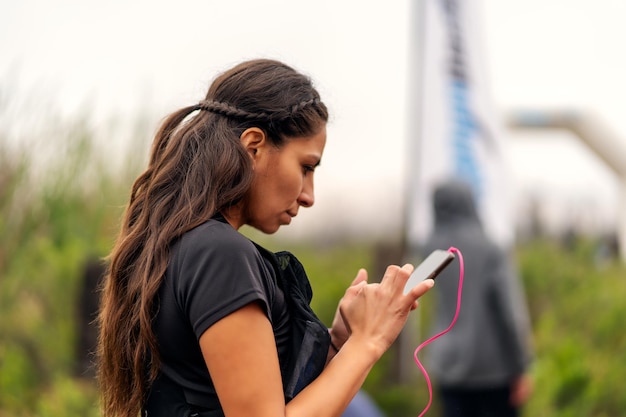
[244,125,327,234]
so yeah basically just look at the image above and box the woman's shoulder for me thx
[167,219,277,293]
[174,219,258,259]
[167,220,284,290]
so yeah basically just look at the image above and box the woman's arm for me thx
[200,264,434,417]
[200,302,286,417]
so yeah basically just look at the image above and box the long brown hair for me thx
[97,59,328,417]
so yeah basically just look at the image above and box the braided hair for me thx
[97,59,328,417]
[197,97,320,123]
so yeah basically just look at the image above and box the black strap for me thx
[144,373,224,417]
[254,245,331,401]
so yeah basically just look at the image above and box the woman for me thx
[97,58,434,417]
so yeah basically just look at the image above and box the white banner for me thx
[406,0,513,249]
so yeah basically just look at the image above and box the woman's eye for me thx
[303,165,315,174]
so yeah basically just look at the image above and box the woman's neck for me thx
[220,205,244,230]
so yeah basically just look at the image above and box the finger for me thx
[400,263,415,275]
[380,264,414,293]
[344,280,367,299]
[353,281,367,290]
[407,278,435,299]
[351,268,368,286]
[341,271,367,301]
[398,263,415,285]
[380,264,401,284]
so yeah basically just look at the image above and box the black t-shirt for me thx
[151,218,290,407]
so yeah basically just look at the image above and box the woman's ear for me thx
[240,127,267,160]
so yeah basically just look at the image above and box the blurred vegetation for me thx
[1,111,625,417]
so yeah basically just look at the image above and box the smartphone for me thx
[403,249,455,294]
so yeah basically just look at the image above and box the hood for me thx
[432,179,482,228]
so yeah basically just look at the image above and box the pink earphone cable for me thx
[414,246,464,417]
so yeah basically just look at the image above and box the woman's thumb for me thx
[351,268,368,286]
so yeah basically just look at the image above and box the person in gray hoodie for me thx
[421,179,533,417]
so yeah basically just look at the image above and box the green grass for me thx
[518,239,626,417]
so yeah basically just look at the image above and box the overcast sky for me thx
[1,0,625,240]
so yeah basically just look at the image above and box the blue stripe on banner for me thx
[450,79,483,199]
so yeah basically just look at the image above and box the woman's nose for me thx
[298,180,315,208]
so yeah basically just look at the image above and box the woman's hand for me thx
[338,264,434,358]
[329,269,368,350]
[291,265,434,417]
